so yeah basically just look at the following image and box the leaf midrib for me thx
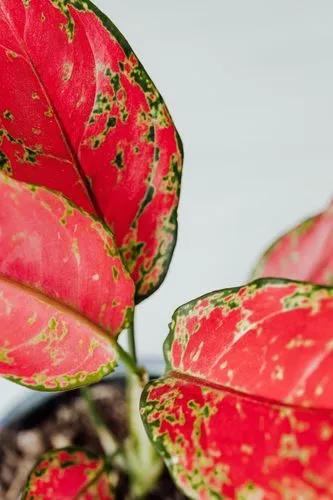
[167,370,333,414]
[0,274,112,344]
[0,1,100,216]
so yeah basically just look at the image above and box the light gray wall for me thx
[1,0,333,416]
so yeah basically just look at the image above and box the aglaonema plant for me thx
[141,279,333,497]
[253,200,333,286]
[144,201,333,498]
[0,0,333,499]
[140,202,333,497]
[24,448,116,499]
[0,0,182,496]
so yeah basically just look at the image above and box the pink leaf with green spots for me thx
[23,448,115,499]
[0,0,183,301]
[141,279,333,498]
[0,174,134,390]
[253,201,333,285]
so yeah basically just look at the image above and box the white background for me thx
[1,0,333,417]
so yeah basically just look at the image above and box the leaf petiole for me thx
[80,387,121,462]
[110,338,147,386]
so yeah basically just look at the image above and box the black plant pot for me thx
[0,359,186,500]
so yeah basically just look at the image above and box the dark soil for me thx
[0,379,186,499]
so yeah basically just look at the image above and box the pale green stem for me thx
[128,320,137,363]
[124,316,163,498]
[81,387,120,459]
[80,328,144,466]
[125,374,163,498]
[81,312,162,498]
[110,337,146,384]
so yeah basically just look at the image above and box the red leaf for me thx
[23,448,115,499]
[0,0,183,300]
[0,174,134,390]
[141,279,333,498]
[253,202,333,285]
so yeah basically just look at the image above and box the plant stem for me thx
[125,374,163,498]
[80,328,145,470]
[124,316,163,498]
[81,387,119,459]
[127,319,137,363]
[110,338,146,385]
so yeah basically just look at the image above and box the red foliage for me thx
[254,202,333,286]
[0,0,183,300]
[0,174,133,390]
[23,448,114,499]
[142,279,333,498]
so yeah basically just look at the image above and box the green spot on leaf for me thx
[112,149,124,170]
[0,151,12,175]
[3,110,14,121]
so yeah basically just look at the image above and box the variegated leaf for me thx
[0,174,134,390]
[141,279,333,498]
[0,0,183,301]
[23,448,115,499]
[253,201,333,285]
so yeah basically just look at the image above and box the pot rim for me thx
[1,356,164,428]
